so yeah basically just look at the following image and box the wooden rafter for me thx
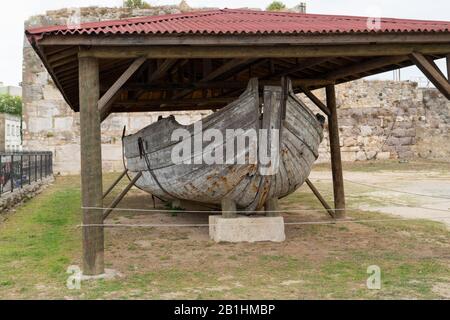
[172,58,256,99]
[123,79,333,91]
[113,97,235,108]
[133,59,178,100]
[410,52,450,99]
[323,55,408,80]
[98,57,146,121]
[149,59,177,82]
[112,104,228,113]
[263,57,330,79]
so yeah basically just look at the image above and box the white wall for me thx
[4,115,22,152]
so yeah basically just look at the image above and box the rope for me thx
[78,215,450,229]
[311,178,450,201]
[344,179,450,200]
[82,203,449,214]
[138,137,176,200]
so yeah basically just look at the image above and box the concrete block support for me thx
[209,215,286,243]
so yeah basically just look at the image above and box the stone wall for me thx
[22,7,450,175]
[303,81,450,163]
[0,177,54,214]
[23,5,212,175]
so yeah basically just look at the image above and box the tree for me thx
[0,94,22,116]
[266,1,286,11]
[123,0,151,9]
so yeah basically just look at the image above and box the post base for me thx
[80,269,121,281]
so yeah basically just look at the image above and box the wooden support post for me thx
[103,171,143,220]
[221,198,237,218]
[326,84,346,218]
[264,198,280,217]
[305,178,335,218]
[79,56,104,276]
[103,169,129,199]
[447,54,450,80]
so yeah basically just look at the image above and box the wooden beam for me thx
[446,54,450,80]
[172,58,256,99]
[79,56,104,276]
[78,44,450,59]
[133,59,178,100]
[203,59,256,81]
[103,172,143,220]
[300,87,331,117]
[123,79,333,91]
[112,104,226,113]
[38,33,450,47]
[305,178,335,218]
[103,169,128,199]
[264,57,330,79]
[410,52,450,99]
[323,55,408,80]
[326,84,346,218]
[114,97,235,108]
[98,57,146,121]
[148,59,177,82]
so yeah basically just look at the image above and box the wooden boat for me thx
[123,78,324,212]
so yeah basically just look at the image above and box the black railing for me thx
[0,151,53,196]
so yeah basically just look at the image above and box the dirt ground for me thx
[0,160,449,299]
[310,169,450,227]
[89,160,450,299]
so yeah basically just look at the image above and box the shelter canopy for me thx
[26,9,450,113]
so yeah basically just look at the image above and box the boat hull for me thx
[123,79,323,211]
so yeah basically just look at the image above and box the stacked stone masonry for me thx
[23,6,450,175]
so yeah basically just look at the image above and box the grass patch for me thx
[0,166,449,299]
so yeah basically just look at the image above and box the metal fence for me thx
[0,151,53,196]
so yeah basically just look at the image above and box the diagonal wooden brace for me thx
[306,178,336,218]
[98,57,146,122]
[103,171,143,220]
[410,52,450,100]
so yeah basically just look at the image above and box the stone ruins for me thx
[22,6,450,175]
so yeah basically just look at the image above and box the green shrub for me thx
[266,1,286,11]
[0,94,22,116]
[123,0,151,9]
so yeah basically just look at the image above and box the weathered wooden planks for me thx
[123,79,324,212]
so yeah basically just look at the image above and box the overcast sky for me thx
[1,0,449,86]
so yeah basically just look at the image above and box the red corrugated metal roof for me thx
[26,8,450,40]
